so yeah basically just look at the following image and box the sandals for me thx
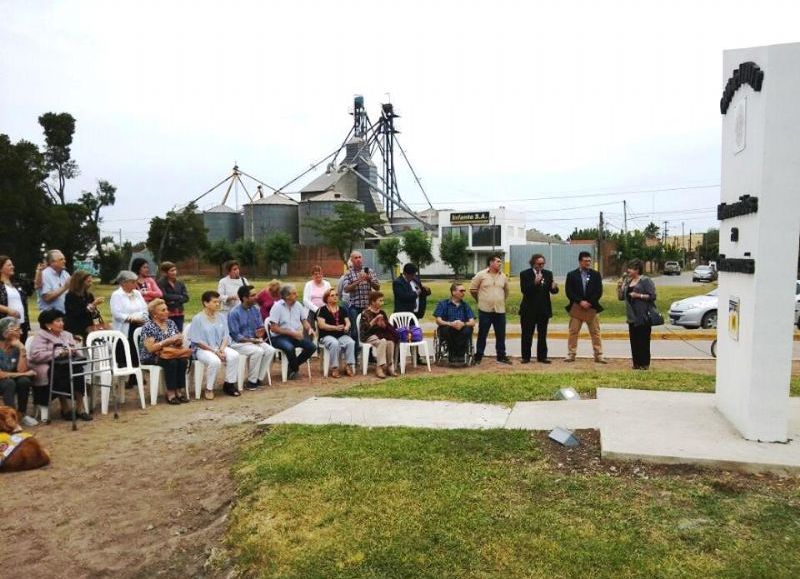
[167,397,181,405]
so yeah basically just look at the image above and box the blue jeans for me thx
[475,311,506,359]
[270,335,316,372]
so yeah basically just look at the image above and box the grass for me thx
[229,424,800,578]
[37,277,714,325]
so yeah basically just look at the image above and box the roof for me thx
[301,191,359,203]
[246,193,299,206]
[204,204,240,214]
[526,228,566,244]
[300,167,351,193]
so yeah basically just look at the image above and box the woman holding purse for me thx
[64,270,106,340]
[617,258,657,370]
[140,299,189,404]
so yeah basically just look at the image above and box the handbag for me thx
[395,326,423,342]
[86,311,111,333]
[645,303,665,327]
[159,345,192,360]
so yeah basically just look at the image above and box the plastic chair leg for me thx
[194,362,206,399]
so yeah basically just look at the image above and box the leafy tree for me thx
[697,228,719,262]
[305,204,383,263]
[568,227,608,241]
[79,180,117,260]
[439,232,470,278]
[401,229,434,270]
[376,237,401,276]
[39,112,80,204]
[235,239,259,269]
[263,232,294,276]
[204,239,235,276]
[146,203,208,263]
[643,222,661,240]
[98,248,123,284]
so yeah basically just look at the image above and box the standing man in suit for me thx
[392,263,430,321]
[564,251,607,363]
[519,253,559,363]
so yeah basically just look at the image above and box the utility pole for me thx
[682,222,686,267]
[118,229,123,246]
[662,220,669,245]
[623,200,628,234]
[598,211,605,277]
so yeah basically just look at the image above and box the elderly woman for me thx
[140,298,189,404]
[110,270,148,374]
[0,318,38,426]
[156,261,189,331]
[0,255,32,343]
[359,291,398,379]
[256,279,281,321]
[617,258,658,370]
[302,265,331,327]
[316,288,355,378]
[29,309,93,421]
[131,258,163,303]
[64,270,105,340]
[187,290,240,399]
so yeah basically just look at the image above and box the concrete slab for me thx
[261,397,512,430]
[599,388,800,474]
[505,400,600,430]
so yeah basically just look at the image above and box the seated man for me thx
[267,284,316,380]
[228,285,277,390]
[433,282,476,365]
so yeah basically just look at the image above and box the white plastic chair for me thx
[266,331,312,382]
[86,330,146,414]
[184,323,247,399]
[389,312,432,375]
[355,313,374,376]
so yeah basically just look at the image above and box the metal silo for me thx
[299,191,363,246]
[203,204,242,243]
[243,193,299,244]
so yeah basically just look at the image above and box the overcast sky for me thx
[2,0,798,242]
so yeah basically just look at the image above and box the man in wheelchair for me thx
[433,283,476,366]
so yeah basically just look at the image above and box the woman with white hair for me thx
[110,270,148,374]
[0,317,38,425]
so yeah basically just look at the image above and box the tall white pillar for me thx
[715,43,800,442]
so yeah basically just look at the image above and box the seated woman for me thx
[131,258,163,304]
[0,318,38,426]
[359,291,398,379]
[316,289,355,378]
[64,270,105,341]
[187,291,240,399]
[140,299,189,404]
[110,271,148,374]
[29,309,93,421]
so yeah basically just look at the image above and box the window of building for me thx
[471,225,502,247]
[442,226,470,240]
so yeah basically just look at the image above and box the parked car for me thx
[669,289,718,329]
[663,261,681,275]
[692,265,717,282]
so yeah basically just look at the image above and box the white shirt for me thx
[217,275,249,314]
[4,284,24,324]
[110,287,148,336]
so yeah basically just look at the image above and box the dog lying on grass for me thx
[0,405,50,472]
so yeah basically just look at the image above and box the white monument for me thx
[715,42,800,442]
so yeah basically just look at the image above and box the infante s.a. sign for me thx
[450,211,490,225]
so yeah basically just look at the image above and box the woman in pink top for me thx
[256,279,281,321]
[131,258,163,303]
[302,265,331,328]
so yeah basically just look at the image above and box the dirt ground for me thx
[1,359,796,577]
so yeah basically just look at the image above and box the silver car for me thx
[669,289,718,329]
[692,265,717,283]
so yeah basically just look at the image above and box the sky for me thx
[1,0,799,242]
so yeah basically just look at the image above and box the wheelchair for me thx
[433,325,474,367]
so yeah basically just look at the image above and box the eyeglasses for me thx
[455,288,466,292]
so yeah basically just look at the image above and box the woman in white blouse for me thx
[302,265,331,328]
[109,270,148,370]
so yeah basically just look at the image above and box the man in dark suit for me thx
[519,253,559,363]
[392,263,430,321]
[564,251,606,363]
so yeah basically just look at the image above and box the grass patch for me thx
[332,371,721,405]
[229,425,800,578]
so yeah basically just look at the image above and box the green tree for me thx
[204,239,236,276]
[98,248,123,284]
[697,228,719,262]
[643,222,661,240]
[376,237,401,276]
[78,180,117,260]
[146,203,208,263]
[235,239,259,269]
[39,112,79,205]
[439,232,470,278]
[263,232,294,276]
[568,227,608,241]
[400,229,434,270]
[306,204,383,263]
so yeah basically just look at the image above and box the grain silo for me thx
[243,193,299,244]
[203,204,242,243]
[299,192,363,246]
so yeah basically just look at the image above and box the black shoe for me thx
[76,412,93,421]
[223,382,240,396]
[167,397,182,405]
[288,369,299,380]
[538,359,552,364]
[520,359,531,364]
[497,356,513,365]
[245,381,260,391]
[178,394,190,403]
[473,355,482,365]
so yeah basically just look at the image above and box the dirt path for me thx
[1,359,788,577]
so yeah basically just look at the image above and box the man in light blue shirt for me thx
[38,249,70,314]
[268,284,316,380]
[228,285,276,389]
